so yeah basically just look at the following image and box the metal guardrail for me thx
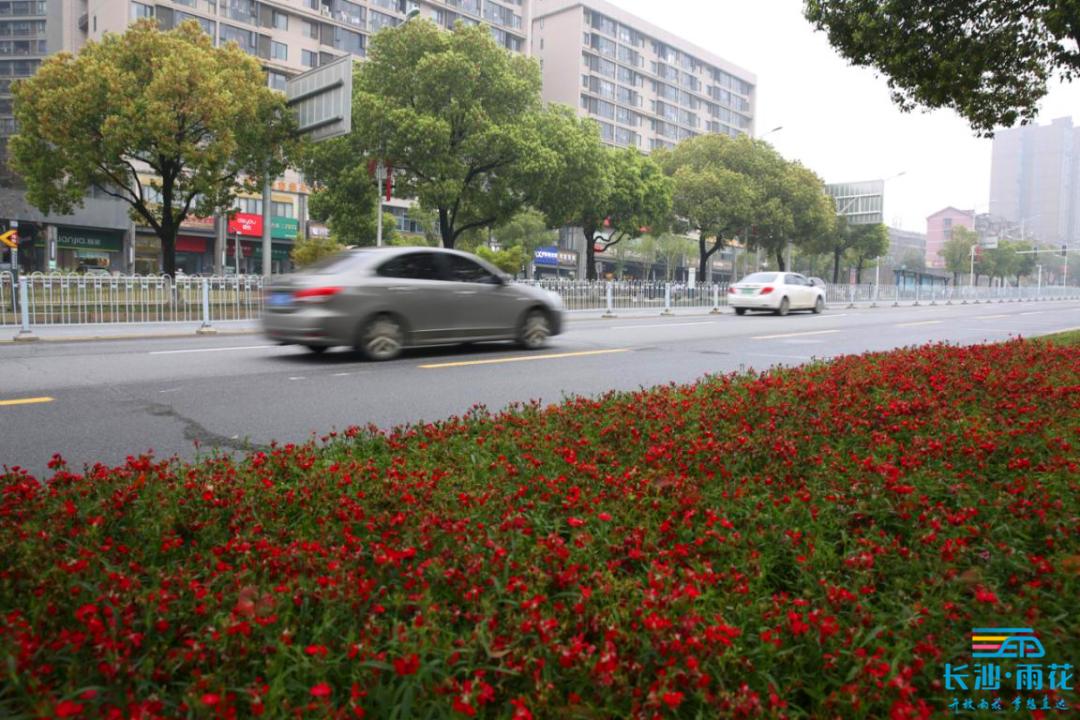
[0,272,265,327]
[1,272,1078,329]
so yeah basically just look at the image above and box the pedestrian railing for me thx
[2,272,1079,330]
[0,272,265,328]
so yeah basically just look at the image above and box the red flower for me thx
[393,653,420,676]
[974,587,999,604]
[310,683,332,698]
[55,700,84,718]
[201,693,220,706]
[662,691,684,708]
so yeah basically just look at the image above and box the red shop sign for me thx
[228,212,263,237]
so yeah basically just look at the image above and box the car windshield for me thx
[303,251,378,275]
[739,272,778,283]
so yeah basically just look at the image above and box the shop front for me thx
[226,213,296,275]
[37,226,125,274]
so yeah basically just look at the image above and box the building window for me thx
[236,197,261,214]
[268,71,287,92]
[220,24,257,54]
[271,10,288,30]
[272,201,295,218]
[337,0,365,28]
[224,0,257,25]
[301,49,318,67]
[369,10,399,33]
[271,40,287,61]
[0,2,47,16]
[332,27,365,55]
[301,18,319,39]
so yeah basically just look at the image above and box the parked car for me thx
[262,247,564,360]
[728,271,826,316]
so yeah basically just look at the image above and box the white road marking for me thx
[978,314,1010,319]
[158,388,182,394]
[611,321,715,330]
[149,345,273,355]
[743,353,817,361]
[289,376,306,381]
[896,320,942,328]
[751,329,841,340]
[1019,311,1045,316]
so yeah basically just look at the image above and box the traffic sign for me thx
[286,54,354,142]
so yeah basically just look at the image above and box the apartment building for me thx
[925,206,974,270]
[531,0,755,151]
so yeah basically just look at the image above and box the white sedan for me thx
[728,272,826,316]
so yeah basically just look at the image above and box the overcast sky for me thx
[609,0,1080,233]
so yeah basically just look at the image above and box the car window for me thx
[304,251,377,275]
[443,254,499,284]
[786,274,805,285]
[740,272,778,283]
[376,252,442,281]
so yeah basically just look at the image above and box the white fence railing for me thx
[1,273,1079,328]
[0,272,265,328]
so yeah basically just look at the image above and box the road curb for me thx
[1,329,260,345]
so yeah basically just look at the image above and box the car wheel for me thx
[518,309,551,350]
[304,344,328,354]
[812,296,824,314]
[777,297,790,316]
[734,307,747,316]
[358,314,404,361]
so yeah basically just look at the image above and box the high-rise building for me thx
[989,116,1080,251]
[531,0,755,150]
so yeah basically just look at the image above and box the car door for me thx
[439,253,520,339]
[370,252,456,344]
[786,274,812,308]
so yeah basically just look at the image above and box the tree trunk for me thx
[584,225,598,281]
[438,208,454,249]
[160,220,177,277]
[775,247,786,272]
[856,257,865,284]
[832,248,842,284]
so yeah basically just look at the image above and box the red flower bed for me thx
[2,340,1078,718]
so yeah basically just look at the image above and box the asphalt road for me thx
[2,300,1079,478]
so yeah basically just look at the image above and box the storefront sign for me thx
[53,226,123,253]
[252,243,293,262]
[557,249,578,267]
[271,216,299,240]
[227,213,263,237]
[308,222,330,239]
[534,246,559,266]
[176,236,209,253]
[180,215,215,231]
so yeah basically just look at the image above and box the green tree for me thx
[290,235,346,268]
[805,216,887,284]
[475,244,526,276]
[941,226,979,284]
[9,19,295,276]
[751,160,835,272]
[847,223,889,282]
[333,20,550,249]
[634,235,659,281]
[656,134,755,281]
[803,1,1078,134]
[493,208,557,269]
[530,111,667,280]
[656,234,696,282]
[898,248,927,272]
[302,142,397,245]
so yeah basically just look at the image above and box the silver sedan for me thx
[262,247,563,360]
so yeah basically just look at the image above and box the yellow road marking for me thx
[420,348,631,369]
[972,636,1008,641]
[0,396,54,407]
[751,329,841,340]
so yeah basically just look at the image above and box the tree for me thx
[492,208,557,268]
[803,1,1080,134]
[290,235,346,268]
[656,134,754,280]
[656,234,696,281]
[805,217,888,284]
[334,20,550,249]
[9,19,295,276]
[940,226,980,284]
[475,245,526,276]
[898,248,927,272]
[530,111,668,280]
[634,235,659,281]
[302,141,396,245]
[751,160,835,272]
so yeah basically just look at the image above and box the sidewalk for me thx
[0,309,734,344]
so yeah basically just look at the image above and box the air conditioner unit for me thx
[320,7,331,17]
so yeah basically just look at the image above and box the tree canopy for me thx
[9,19,295,276]
[324,19,550,249]
[804,1,1080,134]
